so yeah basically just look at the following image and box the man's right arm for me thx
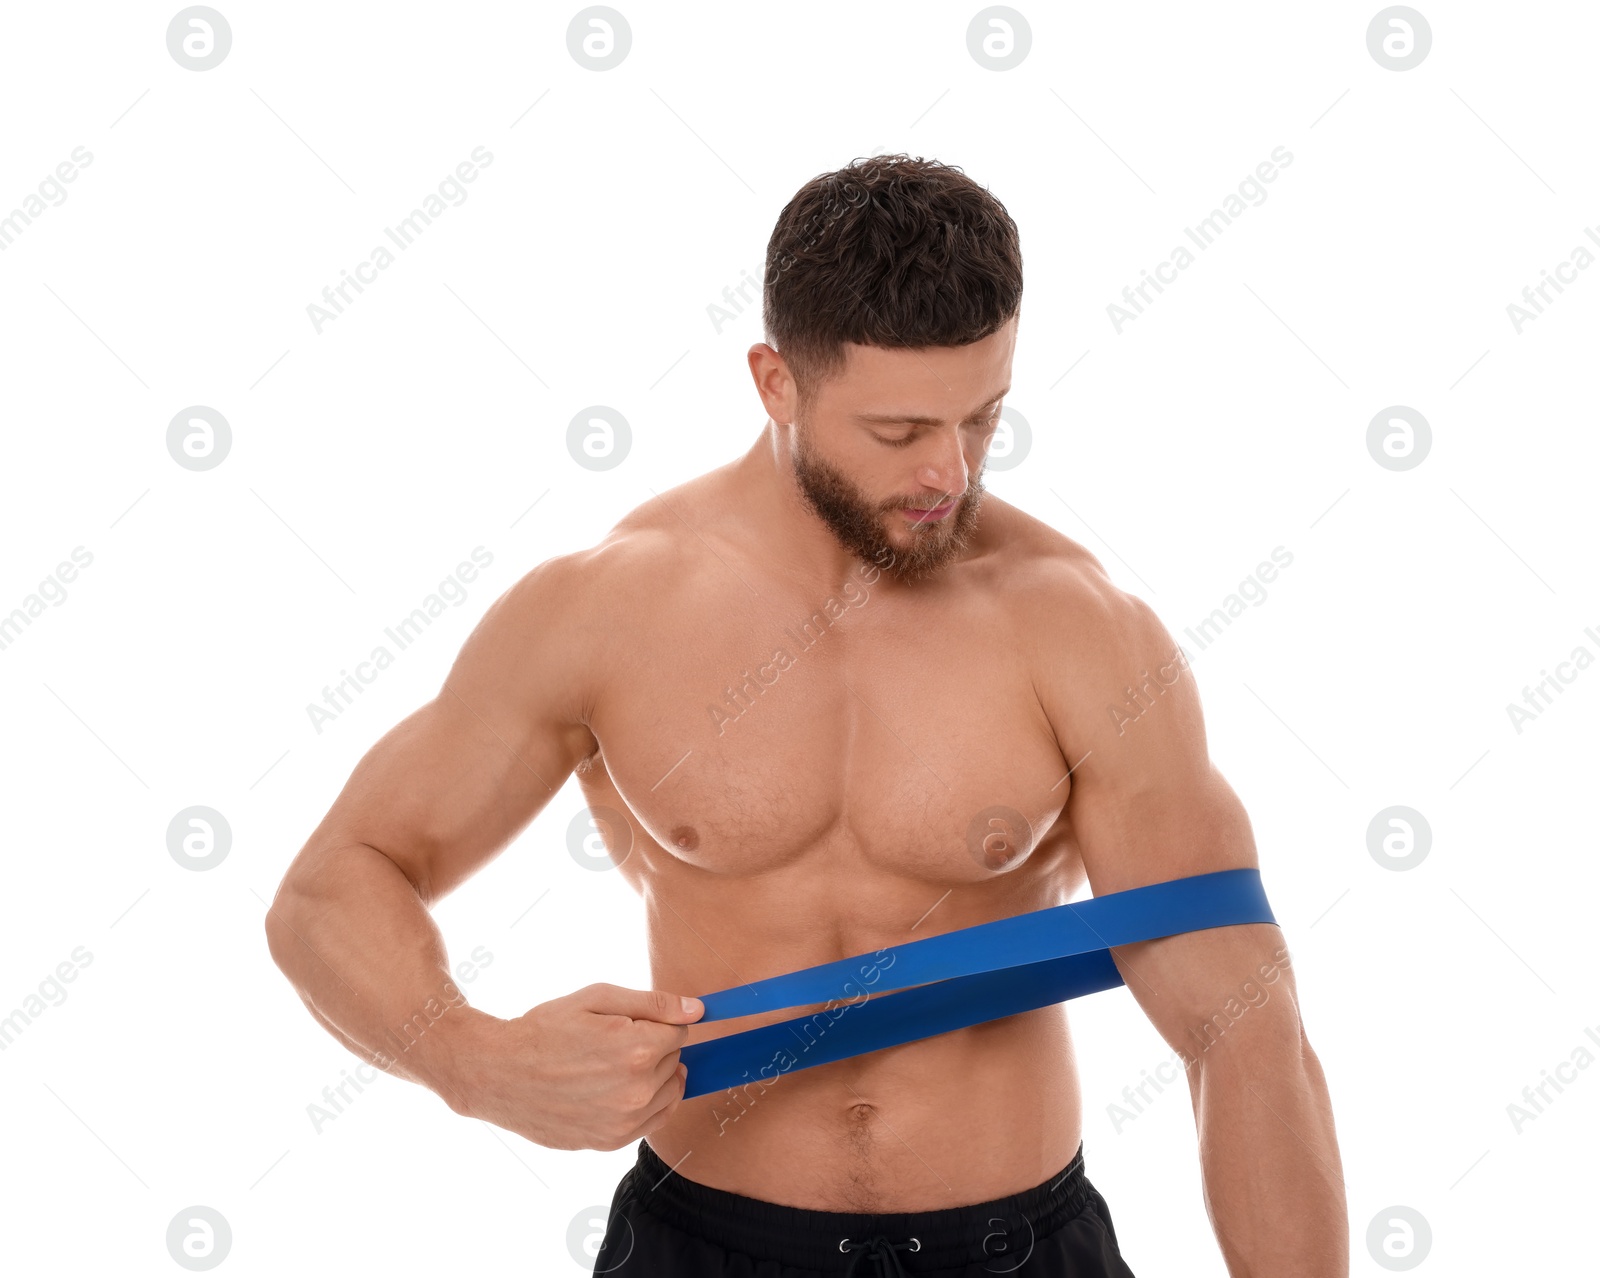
[264,550,603,1113]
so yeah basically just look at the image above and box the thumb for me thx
[580,982,704,1024]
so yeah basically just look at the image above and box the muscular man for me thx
[266,155,1346,1275]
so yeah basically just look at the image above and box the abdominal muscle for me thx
[644,965,1085,1213]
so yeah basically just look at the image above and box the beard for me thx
[790,423,987,584]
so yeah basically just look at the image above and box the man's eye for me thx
[874,434,916,447]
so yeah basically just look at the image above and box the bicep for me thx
[294,555,598,905]
[1054,591,1258,892]
[1041,584,1292,1050]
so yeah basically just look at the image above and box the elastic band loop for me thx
[679,866,1275,1099]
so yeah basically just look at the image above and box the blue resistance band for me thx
[678,866,1276,1100]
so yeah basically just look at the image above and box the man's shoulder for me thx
[980,506,1193,782]
[985,499,1142,629]
[501,475,726,619]
[464,503,707,725]
[984,500,1173,692]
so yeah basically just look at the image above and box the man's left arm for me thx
[1029,566,1348,1276]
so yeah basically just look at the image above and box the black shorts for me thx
[591,1136,1138,1276]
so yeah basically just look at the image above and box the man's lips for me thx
[900,500,956,522]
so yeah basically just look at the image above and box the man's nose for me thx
[916,431,969,497]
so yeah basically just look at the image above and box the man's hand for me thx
[454,983,705,1151]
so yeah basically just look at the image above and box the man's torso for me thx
[566,474,1113,1212]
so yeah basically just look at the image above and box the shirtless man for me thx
[266,155,1346,1275]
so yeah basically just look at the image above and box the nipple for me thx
[669,825,700,851]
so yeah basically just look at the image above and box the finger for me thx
[637,1044,683,1095]
[622,1016,694,1059]
[579,982,704,1025]
[617,1063,689,1146]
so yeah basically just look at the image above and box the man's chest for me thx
[580,584,1076,884]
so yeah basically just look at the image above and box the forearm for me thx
[1194,1034,1347,1276]
[264,842,496,1114]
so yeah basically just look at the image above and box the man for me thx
[266,154,1346,1275]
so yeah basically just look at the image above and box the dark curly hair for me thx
[762,154,1023,410]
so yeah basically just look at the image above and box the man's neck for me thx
[729,421,894,593]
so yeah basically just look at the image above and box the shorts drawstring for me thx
[840,1232,920,1276]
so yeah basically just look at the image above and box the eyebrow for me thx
[854,387,1011,428]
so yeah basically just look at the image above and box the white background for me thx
[1,1,1596,1273]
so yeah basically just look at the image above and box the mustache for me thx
[892,488,963,510]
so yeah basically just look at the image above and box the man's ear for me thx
[747,343,798,424]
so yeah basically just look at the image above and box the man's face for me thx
[788,318,1015,584]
